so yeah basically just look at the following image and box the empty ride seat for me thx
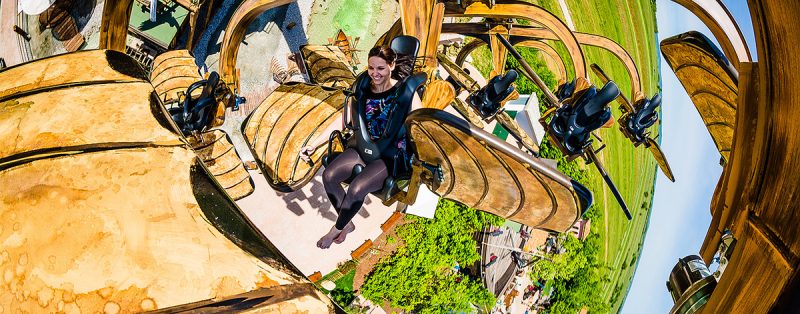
[549,81,620,155]
[169,72,221,135]
[626,93,661,142]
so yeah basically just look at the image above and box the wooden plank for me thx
[0,50,147,101]
[661,32,737,163]
[99,0,134,51]
[189,130,255,200]
[420,79,455,110]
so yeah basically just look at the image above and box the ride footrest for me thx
[419,161,444,183]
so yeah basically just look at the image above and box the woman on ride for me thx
[300,46,421,249]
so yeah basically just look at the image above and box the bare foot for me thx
[333,222,355,244]
[316,227,341,249]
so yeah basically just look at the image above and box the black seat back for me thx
[556,79,577,102]
[636,93,660,129]
[184,72,220,133]
[468,70,518,117]
[548,81,619,155]
[576,81,619,129]
[390,35,420,59]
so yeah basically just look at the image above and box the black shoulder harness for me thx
[347,72,427,162]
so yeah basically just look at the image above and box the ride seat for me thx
[549,81,620,155]
[390,35,420,60]
[555,79,577,102]
[169,72,221,135]
[468,70,518,118]
[627,93,661,142]
[322,62,427,202]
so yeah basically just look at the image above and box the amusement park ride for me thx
[0,0,798,312]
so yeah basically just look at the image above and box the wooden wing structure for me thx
[0,50,332,312]
[300,45,357,88]
[661,31,738,164]
[150,49,201,104]
[407,109,592,232]
[242,82,345,192]
[661,1,800,311]
[149,50,255,200]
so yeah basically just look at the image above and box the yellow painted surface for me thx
[0,148,328,311]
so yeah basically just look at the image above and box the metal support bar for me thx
[494,33,559,106]
[585,149,631,220]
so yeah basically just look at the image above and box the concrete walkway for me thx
[197,0,401,278]
[236,168,396,277]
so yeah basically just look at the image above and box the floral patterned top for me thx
[363,85,407,152]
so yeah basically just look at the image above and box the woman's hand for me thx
[299,145,317,163]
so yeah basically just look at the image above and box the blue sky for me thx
[621,1,755,312]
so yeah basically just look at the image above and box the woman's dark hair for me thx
[368,46,413,81]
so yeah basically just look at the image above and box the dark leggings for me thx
[322,148,388,230]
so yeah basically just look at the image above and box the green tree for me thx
[360,199,503,313]
[533,233,610,314]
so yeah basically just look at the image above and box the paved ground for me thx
[0,0,23,66]
[220,108,397,277]
[197,0,405,277]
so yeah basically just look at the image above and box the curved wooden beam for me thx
[98,0,134,51]
[454,39,485,66]
[444,23,642,97]
[672,0,751,70]
[219,0,296,87]
[515,40,566,84]
[691,1,800,311]
[454,38,567,84]
[444,0,587,79]
[400,0,445,74]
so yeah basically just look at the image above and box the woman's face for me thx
[367,56,394,86]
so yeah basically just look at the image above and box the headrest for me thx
[390,35,420,58]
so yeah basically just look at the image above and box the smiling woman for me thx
[299,44,422,249]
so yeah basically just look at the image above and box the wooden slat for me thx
[0,50,147,100]
[661,32,737,162]
[0,82,181,163]
[300,45,355,87]
[407,109,587,232]
[420,79,455,110]
[189,130,254,201]
[150,50,201,104]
